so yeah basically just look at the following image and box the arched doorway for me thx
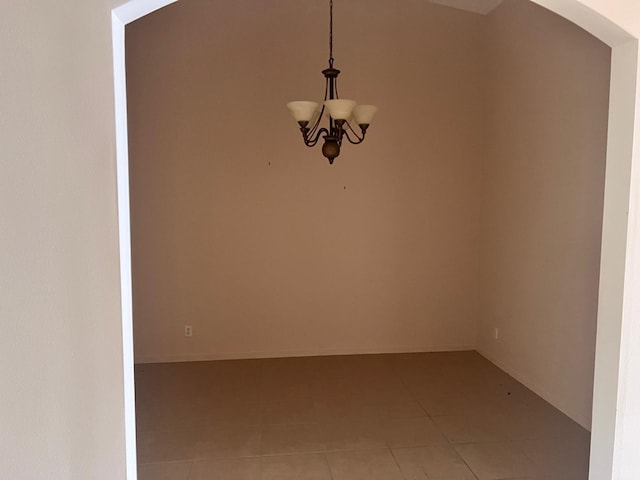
[112,1,640,478]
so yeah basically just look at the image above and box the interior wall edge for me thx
[134,344,477,364]
[476,347,591,430]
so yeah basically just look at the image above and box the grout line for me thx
[321,452,336,480]
[388,446,410,480]
[136,437,566,466]
[447,444,481,480]
[256,357,266,458]
[388,365,454,445]
[385,355,434,421]
[138,459,197,466]
[138,412,451,436]
[185,460,193,480]
[140,444,460,466]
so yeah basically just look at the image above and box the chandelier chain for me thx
[329,0,334,67]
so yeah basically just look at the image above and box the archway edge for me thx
[531,0,636,46]
[111,1,177,479]
[111,1,640,479]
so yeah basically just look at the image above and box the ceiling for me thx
[428,0,504,15]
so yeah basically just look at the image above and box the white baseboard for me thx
[476,347,592,431]
[134,344,476,365]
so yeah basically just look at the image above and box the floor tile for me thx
[261,423,326,455]
[322,420,387,451]
[498,409,588,441]
[189,457,260,480]
[432,414,508,444]
[138,461,192,480]
[196,424,261,459]
[260,453,333,480]
[261,395,318,424]
[136,352,590,480]
[380,416,448,448]
[137,429,199,464]
[206,401,261,426]
[514,435,590,479]
[313,393,372,421]
[325,449,404,480]
[392,444,478,480]
[368,393,427,419]
[454,441,538,480]
[416,387,503,417]
[136,397,210,433]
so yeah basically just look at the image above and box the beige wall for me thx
[478,0,611,428]
[0,1,126,479]
[127,0,486,363]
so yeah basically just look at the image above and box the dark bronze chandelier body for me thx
[287,0,378,164]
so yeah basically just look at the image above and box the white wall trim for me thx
[591,39,639,480]
[612,40,640,480]
[111,1,178,479]
[531,0,633,47]
[134,344,477,365]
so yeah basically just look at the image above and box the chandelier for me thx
[287,0,378,164]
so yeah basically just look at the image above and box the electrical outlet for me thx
[493,327,499,340]
[184,325,193,337]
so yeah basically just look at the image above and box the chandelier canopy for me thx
[287,0,378,164]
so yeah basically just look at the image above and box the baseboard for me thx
[134,344,477,365]
[476,347,592,431]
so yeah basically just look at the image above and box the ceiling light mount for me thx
[287,0,378,164]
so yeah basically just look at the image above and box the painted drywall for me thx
[478,0,611,429]
[126,0,486,363]
[0,1,126,479]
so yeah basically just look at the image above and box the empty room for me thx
[126,0,610,478]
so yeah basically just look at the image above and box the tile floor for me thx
[135,351,590,480]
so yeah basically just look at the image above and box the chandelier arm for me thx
[307,105,326,138]
[304,127,330,147]
[304,77,330,139]
[344,130,364,145]
[343,121,365,144]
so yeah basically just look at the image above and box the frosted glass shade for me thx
[324,99,357,120]
[353,105,378,125]
[287,101,320,123]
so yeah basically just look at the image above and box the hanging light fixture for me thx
[287,0,378,164]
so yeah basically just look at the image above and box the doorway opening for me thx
[112,1,639,478]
